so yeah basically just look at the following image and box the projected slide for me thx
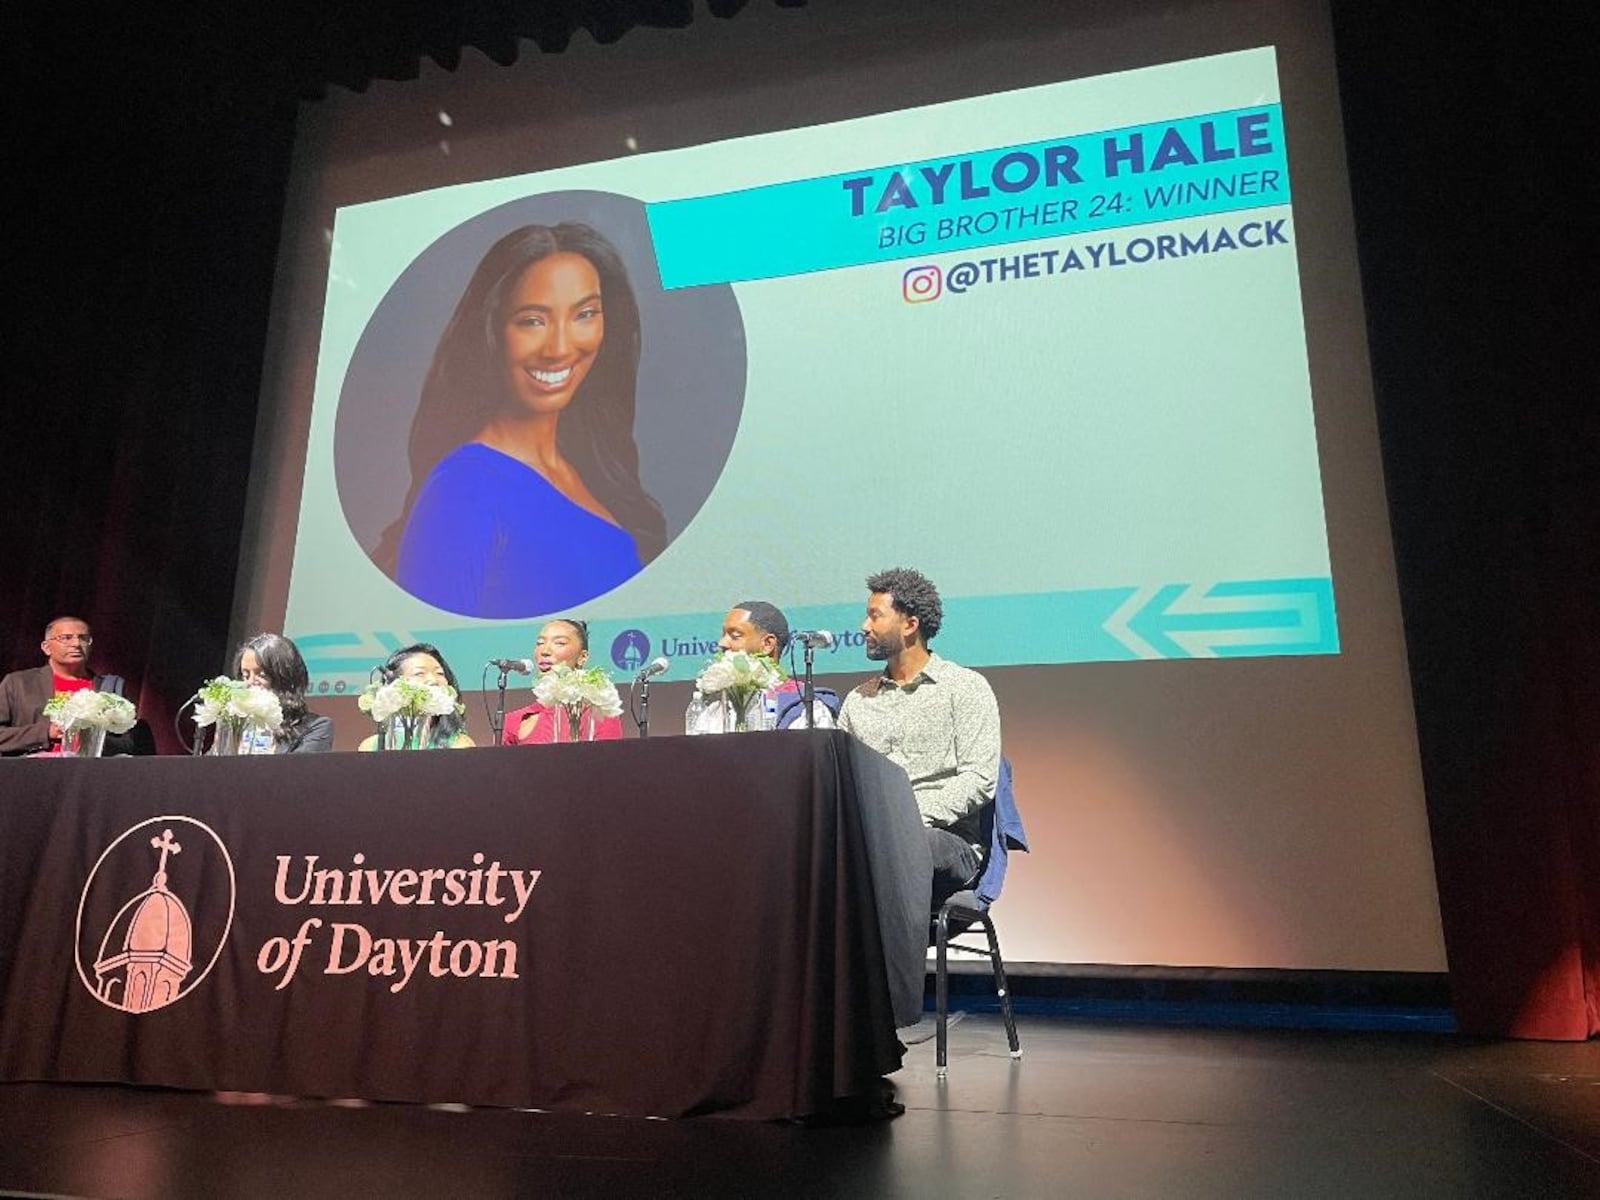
[289,46,1335,688]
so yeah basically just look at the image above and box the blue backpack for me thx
[773,687,842,729]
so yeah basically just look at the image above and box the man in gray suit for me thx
[0,616,149,755]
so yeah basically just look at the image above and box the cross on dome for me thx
[149,829,182,889]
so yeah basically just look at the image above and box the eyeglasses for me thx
[49,634,93,645]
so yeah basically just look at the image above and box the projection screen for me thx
[237,0,1445,973]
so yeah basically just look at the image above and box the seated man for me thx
[836,568,1001,907]
[0,616,154,756]
[691,600,838,731]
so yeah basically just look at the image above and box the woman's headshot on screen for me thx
[376,222,667,618]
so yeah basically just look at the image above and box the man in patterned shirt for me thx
[837,568,1002,906]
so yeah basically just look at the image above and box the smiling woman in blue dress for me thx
[377,223,667,618]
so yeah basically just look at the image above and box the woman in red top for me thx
[502,618,625,744]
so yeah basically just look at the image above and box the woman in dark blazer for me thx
[230,632,333,753]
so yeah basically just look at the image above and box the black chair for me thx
[931,755,1029,1078]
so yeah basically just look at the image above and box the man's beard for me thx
[864,631,902,661]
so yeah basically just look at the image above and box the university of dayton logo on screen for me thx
[611,629,651,672]
[74,817,236,1014]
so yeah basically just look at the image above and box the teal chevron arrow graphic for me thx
[1104,578,1338,659]
[295,631,418,678]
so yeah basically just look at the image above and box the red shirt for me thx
[502,701,625,745]
[52,674,94,694]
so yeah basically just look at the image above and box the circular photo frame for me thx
[334,191,746,618]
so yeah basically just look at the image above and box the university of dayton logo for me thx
[74,816,236,1014]
[611,629,650,672]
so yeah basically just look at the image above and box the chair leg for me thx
[980,913,1021,1059]
[934,906,952,1079]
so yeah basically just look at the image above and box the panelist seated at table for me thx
[688,600,839,733]
[836,568,1001,909]
[230,633,335,754]
[0,616,155,757]
[502,618,625,745]
[359,643,476,750]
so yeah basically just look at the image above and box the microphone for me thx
[634,656,670,682]
[791,630,835,650]
[488,657,535,674]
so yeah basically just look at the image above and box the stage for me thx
[1,1015,1595,1198]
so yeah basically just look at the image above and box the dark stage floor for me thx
[3,1015,1597,1198]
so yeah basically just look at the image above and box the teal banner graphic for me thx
[296,577,1337,692]
[647,106,1288,287]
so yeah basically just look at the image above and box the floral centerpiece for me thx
[695,650,785,732]
[193,676,283,755]
[532,663,623,742]
[358,677,463,750]
[43,690,137,757]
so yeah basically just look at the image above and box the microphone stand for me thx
[803,642,817,730]
[636,674,652,739]
[492,668,510,743]
[174,695,205,756]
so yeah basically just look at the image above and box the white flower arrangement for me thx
[695,651,785,731]
[357,678,463,725]
[193,676,283,732]
[532,664,624,719]
[695,650,785,699]
[43,689,137,734]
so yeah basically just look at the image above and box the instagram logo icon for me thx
[902,264,943,303]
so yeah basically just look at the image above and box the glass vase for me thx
[718,691,766,733]
[212,721,242,756]
[555,704,596,742]
[60,726,107,758]
[389,714,436,750]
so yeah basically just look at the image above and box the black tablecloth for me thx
[0,732,931,1119]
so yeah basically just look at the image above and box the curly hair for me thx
[865,567,943,643]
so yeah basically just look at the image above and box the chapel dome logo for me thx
[610,629,650,673]
[75,816,236,1014]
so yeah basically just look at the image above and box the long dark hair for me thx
[375,642,468,748]
[375,222,667,572]
[230,633,312,736]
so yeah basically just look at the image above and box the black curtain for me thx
[1330,4,1598,1037]
[6,7,301,751]
[2,1,794,751]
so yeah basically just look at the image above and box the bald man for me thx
[0,616,151,756]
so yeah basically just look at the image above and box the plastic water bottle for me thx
[762,690,779,731]
[684,689,706,736]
